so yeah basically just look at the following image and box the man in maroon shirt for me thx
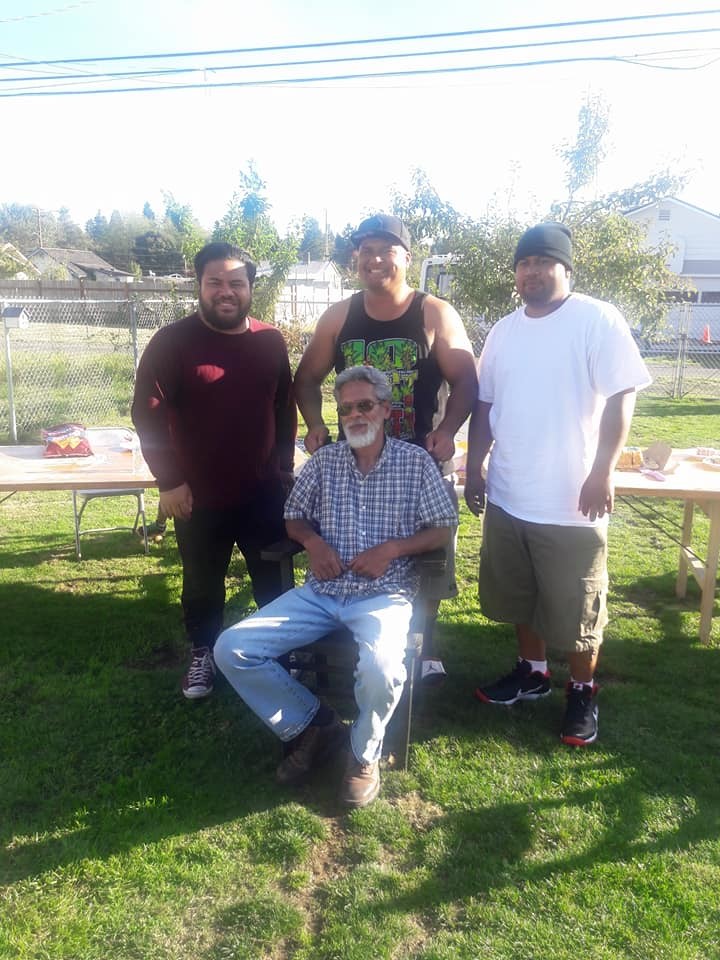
[132,242,296,699]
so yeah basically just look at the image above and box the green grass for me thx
[1,394,719,959]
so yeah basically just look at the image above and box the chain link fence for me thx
[2,296,720,444]
[639,303,720,399]
[0,296,195,442]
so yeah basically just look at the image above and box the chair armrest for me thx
[415,547,447,577]
[260,538,304,563]
[260,538,305,593]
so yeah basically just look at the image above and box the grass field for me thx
[1,395,719,959]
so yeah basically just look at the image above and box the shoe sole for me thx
[474,687,551,706]
[561,712,599,747]
[339,776,380,809]
[561,730,598,746]
[182,686,213,700]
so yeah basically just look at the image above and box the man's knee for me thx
[213,622,263,673]
[358,644,407,693]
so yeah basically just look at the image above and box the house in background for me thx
[27,247,135,282]
[0,241,40,279]
[624,198,720,304]
[258,259,346,326]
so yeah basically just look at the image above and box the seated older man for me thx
[214,365,456,808]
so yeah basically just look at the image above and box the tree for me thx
[391,168,460,251]
[557,94,609,221]
[297,216,326,262]
[446,213,525,349]
[133,229,184,276]
[213,161,279,257]
[568,210,679,336]
[332,223,357,276]
[143,201,156,222]
[56,207,87,249]
[0,203,58,251]
[161,191,207,271]
[213,162,299,323]
[86,210,109,245]
[446,96,689,341]
[390,167,462,286]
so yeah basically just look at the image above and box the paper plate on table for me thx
[701,457,720,470]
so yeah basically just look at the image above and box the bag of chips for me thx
[41,423,94,458]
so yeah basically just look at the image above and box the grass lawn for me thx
[1,394,719,959]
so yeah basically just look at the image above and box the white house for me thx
[624,198,720,303]
[258,259,346,326]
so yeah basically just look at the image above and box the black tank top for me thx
[334,291,447,447]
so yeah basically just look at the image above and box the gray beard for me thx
[345,420,382,449]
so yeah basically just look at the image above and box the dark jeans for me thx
[174,482,286,651]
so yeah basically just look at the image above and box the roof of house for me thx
[287,260,341,281]
[28,247,133,278]
[0,241,39,273]
[624,197,720,222]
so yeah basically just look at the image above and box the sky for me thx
[1,0,720,238]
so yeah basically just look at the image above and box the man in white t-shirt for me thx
[464,222,651,746]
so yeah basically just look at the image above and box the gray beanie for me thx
[514,222,573,271]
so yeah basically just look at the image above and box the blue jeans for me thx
[214,584,413,763]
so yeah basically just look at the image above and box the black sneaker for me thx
[561,682,599,746]
[474,659,551,705]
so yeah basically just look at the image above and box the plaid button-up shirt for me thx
[285,437,457,600]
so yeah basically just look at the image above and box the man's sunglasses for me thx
[336,399,384,417]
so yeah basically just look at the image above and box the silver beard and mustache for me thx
[344,419,383,449]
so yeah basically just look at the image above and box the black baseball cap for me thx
[351,214,411,251]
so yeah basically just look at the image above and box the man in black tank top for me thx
[294,214,478,683]
[334,289,447,452]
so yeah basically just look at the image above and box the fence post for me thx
[673,302,690,399]
[129,299,139,374]
[2,302,18,443]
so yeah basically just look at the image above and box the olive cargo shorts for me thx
[479,502,608,655]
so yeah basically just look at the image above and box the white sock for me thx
[522,658,548,675]
[570,677,594,690]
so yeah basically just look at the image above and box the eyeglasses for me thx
[336,399,384,417]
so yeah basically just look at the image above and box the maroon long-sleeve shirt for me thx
[132,312,296,510]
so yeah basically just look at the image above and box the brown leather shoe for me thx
[339,754,380,808]
[276,713,347,786]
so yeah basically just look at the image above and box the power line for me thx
[0,51,705,99]
[0,0,96,25]
[2,8,719,68]
[2,24,720,86]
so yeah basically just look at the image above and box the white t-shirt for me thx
[478,293,652,526]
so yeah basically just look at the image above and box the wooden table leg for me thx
[676,500,694,599]
[699,500,720,644]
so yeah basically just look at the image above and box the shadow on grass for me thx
[353,765,720,923]
[402,609,720,891]
[0,578,283,885]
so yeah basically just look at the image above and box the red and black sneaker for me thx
[560,681,599,746]
[474,659,551,705]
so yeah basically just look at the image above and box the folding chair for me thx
[72,488,148,559]
[261,538,446,770]
[71,428,149,559]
